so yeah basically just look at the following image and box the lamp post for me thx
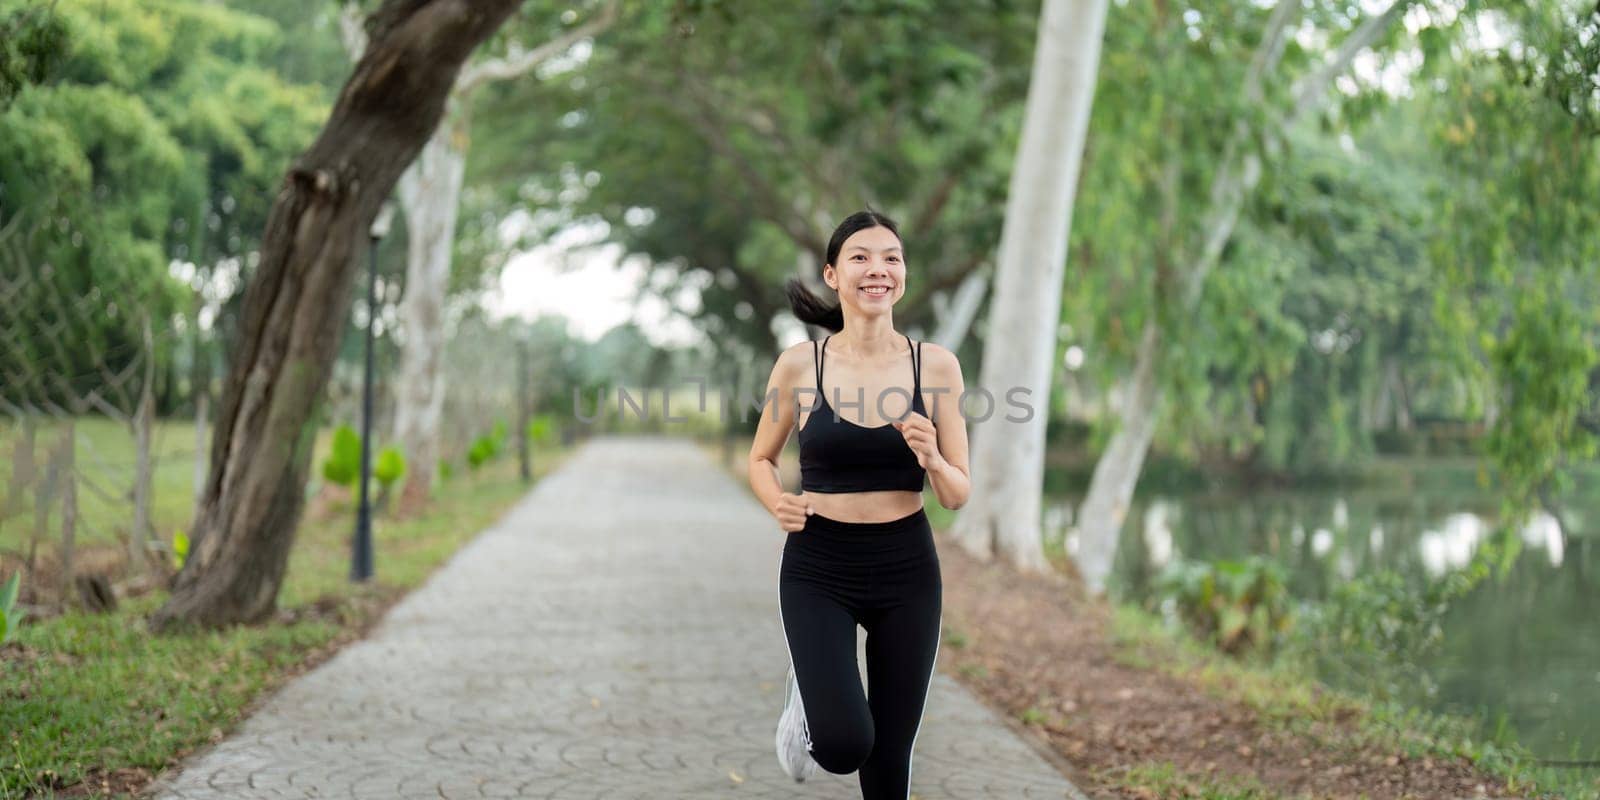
[352,200,395,583]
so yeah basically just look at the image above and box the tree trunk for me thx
[948,0,1110,571]
[1074,320,1164,593]
[149,0,525,632]
[391,119,466,516]
[930,269,988,353]
[1389,358,1414,431]
[191,289,211,513]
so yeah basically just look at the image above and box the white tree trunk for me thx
[1074,320,1163,593]
[342,1,618,514]
[391,119,466,511]
[930,269,988,352]
[948,0,1110,571]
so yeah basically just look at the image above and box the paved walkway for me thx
[148,436,1087,799]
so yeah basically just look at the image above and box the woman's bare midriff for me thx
[802,489,923,523]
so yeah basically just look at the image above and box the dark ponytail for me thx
[785,278,845,332]
[785,208,902,335]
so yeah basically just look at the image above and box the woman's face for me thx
[825,225,905,315]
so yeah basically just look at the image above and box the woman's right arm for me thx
[749,345,810,531]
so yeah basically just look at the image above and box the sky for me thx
[480,218,706,347]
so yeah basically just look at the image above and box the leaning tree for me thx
[150,0,527,632]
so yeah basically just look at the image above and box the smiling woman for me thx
[746,209,972,799]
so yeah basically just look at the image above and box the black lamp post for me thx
[352,200,395,583]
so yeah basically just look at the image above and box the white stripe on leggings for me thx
[774,548,813,752]
[904,609,942,800]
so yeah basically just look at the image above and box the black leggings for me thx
[777,507,943,799]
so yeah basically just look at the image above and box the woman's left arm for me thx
[895,343,970,510]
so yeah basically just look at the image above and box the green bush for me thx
[467,420,509,470]
[1291,552,1492,699]
[526,414,555,446]
[0,571,20,644]
[171,529,189,570]
[466,438,494,469]
[321,425,362,487]
[0,576,19,643]
[1155,556,1292,655]
[373,445,406,490]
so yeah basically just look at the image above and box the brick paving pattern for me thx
[148,436,1087,799]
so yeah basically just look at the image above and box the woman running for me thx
[747,209,972,799]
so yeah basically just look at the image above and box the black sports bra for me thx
[798,334,933,493]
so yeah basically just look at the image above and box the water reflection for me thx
[1143,500,1176,570]
[1521,511,1564,568]
[1419,512,1487,577]
[1311,527,1333,558]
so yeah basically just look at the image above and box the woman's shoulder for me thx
[777,338,819,366]
[915,339,960,372]
[767,339,820,383]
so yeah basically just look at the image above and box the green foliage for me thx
[171,528,188,571]
[0,571,21,644]
[1484,286,1598,516]
[1056,0,1469,478]
[0,3,68,108]
[373,445,406,490]
[320,425,361,488]
[1291,553,1495,702]
[0,0,327,411]
[525,414,555,446]
[1422,2,1600,524]
[466,421,508,470]
[1202,124,1444,472]
[469,1,1037,353]
[437,459,455,482]
[1155,556,1292,655]
[318,429,409,493]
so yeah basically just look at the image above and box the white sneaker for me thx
[775,663,818,781]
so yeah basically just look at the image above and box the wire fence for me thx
[0,205,197,615]
[0,205,590,618]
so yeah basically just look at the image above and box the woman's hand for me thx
[893,412,944,470]
[774,492,814,532]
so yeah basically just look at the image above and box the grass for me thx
[1097,761,1284,800]
[1108,606,1597,800]
[0,423,573,799]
